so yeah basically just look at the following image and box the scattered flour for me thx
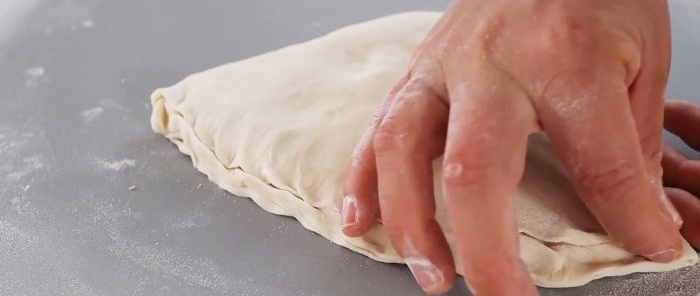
[6,154,44,180]
[25,67,45,78]
[0,220,99,296]
[79,99,134,125]
[98,98,129,112]
[0,126,50,216]
[601,262,700,296]
[0,128,35,155]
[95,159,136,171]
[81,106,104,123]
[81,19,94,28]
[82,198,263,294]
[171,213,213,229]
[109,238,238,291]
[24,67,45,87]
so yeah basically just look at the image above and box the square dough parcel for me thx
[150,12,698,288]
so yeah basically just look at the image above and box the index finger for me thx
[342,74,411,236]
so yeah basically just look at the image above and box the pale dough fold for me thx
[150,12,698,287]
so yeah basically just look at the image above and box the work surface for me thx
[1,1,699,295]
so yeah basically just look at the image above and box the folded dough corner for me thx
[150,11,698,287]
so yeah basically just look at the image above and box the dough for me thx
[150,12,698,287]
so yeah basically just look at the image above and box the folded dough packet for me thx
[150,11,698,288]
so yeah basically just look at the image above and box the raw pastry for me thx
[150,12,698,287]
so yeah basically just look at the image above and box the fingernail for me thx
[402,236,446,292]
[341,195,358,228]
[406,258,445,292]
[660,190,683,227]
[647,247,680,262]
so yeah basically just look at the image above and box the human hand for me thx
[341,0,683,295]
[663,100,700,248]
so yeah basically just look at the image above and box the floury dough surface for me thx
[150,12,698,288]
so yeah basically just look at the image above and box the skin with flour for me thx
[341,0,700,295]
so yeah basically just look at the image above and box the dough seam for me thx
[152,92,400,262]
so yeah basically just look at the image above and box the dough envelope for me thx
[150,12,698,287]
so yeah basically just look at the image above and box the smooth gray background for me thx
[1,0,699,295]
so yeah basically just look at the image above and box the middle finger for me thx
[441,58,539,296]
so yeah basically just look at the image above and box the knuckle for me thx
[542,6,593,50]
[470,17,503,49]
[574,162,639,200]
[441,153,492,187]
[372,118,408,153]
[533,11,601,71]
[368,106,387,128]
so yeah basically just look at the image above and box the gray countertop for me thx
[1,1,699,295]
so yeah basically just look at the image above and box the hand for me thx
[341,0,683,295]
[663,100,700,248]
